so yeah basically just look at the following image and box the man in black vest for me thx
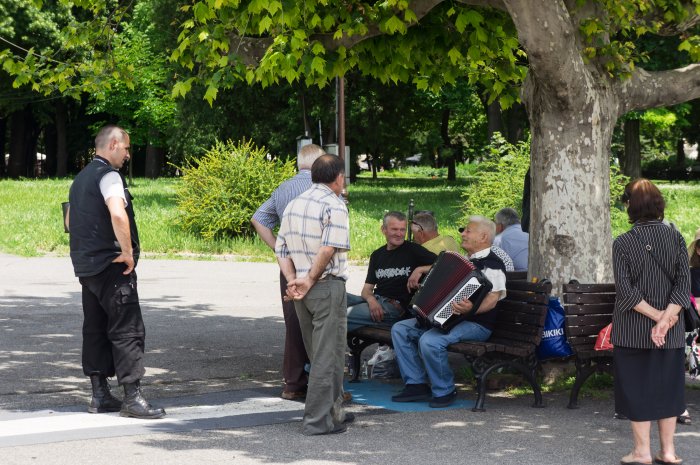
[390,215,507,408]
[67,125,164,419]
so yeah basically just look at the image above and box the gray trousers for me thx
[294,278,347,435]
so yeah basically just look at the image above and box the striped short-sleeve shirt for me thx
[252,170,312,229]
[275,183,350,280]
[611,221,690,349]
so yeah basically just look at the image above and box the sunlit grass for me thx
[1,176,699,261]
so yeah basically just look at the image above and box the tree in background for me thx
[167,0,700,288]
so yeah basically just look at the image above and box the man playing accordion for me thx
[390,215,508,408]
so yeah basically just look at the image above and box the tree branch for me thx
[618,64,700,114]
[229,0,506,67]
[502,0,589,108]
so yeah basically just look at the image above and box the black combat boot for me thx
[88,374,122,413]
[120,380,166,419]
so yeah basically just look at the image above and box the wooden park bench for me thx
[561,282,616,409]
[346,274,552,411]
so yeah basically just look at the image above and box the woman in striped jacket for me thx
[612,178,690,465]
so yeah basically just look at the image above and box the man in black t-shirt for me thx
[347,211,437,332]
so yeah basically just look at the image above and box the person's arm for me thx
[251,218,277,250]
[407,265,432,291]
[451,291,500,315]
[359,282,385,322]
[106,196,134,275]
[286,245,337,300]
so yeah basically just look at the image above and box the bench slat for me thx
[564,303,615,315]
[497,310,546,326]
[563,283,616,293]
[566,314,613,327]
[505,280,552,293]
[563,293,616,304]
[503,289,550,304]
[498,301,550,316]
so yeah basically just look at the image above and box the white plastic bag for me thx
[367,345,400,379]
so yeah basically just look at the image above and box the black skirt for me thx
[614,346,685,421]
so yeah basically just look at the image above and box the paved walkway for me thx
[0,254,698,465]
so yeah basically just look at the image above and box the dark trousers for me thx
[280,272,309,392]
[79,263,146,385]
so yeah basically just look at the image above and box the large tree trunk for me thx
[621,118,642,179]
[55,100,68,177]
[503,102,528,144]
[8,108,39,178]
[0,117,6,177]
[524,75,617,290]
[44,123,58,176]
[145,140,165,179]
[440,108,456,180]
[485,100,504,141]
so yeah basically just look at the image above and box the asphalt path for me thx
[1,254,698,465]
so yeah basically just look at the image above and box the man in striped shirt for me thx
[252,144,325,400]
[276,154,352,435]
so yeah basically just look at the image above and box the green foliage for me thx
[609,161,630,232]
[460,133,530,220]
[175,139,296,239]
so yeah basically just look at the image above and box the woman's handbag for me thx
[594,323,613,351]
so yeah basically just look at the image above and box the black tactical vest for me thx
[68,157,139,277]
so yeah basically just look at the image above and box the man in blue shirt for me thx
[493,208,529,272]
[251,143,325,401]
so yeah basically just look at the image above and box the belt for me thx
[318,274,345,282]
[377,295,404,311]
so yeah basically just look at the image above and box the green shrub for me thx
[175,140,296,239]
[461,133,530,220]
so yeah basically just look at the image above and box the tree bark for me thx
[503,102,528,143]
[522,74,618,289]
[44,123,58,177]
[55,100,68,177]
[622,118,641,179]
[145,129,164,179]
[8,108,39,178]
[485,100,504,142]
[676,138,686,168]
[440,108,456,180]
[0,117,6,177]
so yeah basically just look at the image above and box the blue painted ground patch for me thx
[344,379,475,412]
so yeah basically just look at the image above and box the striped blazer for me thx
[611,220,690,349]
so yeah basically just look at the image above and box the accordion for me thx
[410,251,492,332]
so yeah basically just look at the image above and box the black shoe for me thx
[120,381,166,419]
[429,390,457,408]
[305,423,348,435]
[88,374,122,414]
[343,413,355,424]
[391,383,431,402]
[326,423,348,434]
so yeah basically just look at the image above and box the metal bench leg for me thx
[471,361,507,412]
[505,358,544,409]
[567,361,596,409]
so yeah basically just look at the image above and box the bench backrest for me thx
[489,279,552,347]
[562,283,615,354]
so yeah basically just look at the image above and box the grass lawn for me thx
[1,175,699,261]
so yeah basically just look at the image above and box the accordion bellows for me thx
[411,251,492,332]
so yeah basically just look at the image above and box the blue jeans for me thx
[391,318,491,397]
[346,293,406,332]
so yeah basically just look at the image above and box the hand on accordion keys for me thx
[451,298,474,315]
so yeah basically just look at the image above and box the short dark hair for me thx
[311,154,345,184]
[95,125,126,150]
[621,178,665,223]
